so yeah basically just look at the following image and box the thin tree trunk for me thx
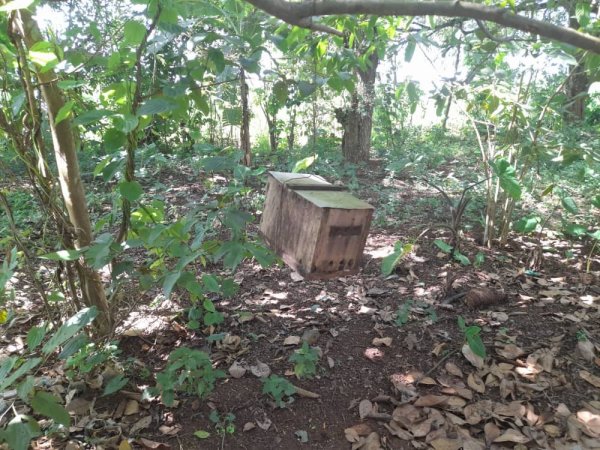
[13,9,111,334]
[240,66,251,166]
[287,106,296,152]
[340,52,379,163]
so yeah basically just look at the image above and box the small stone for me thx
[302,328,320,345]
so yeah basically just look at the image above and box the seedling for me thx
[209,410,235,436]
[458,316,486,358]
[395,300,413,327]
[262,375,296,407]
[289,342,319,379]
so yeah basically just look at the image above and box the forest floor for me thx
[4,163,600,450]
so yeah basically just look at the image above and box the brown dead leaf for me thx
[430,438,462,450]
[577,410,600,438]
[243,422,255,432]
[383,421,412,440]
[228,361,247,378]
[158,424,181,436]
[283,335,301,346]
[362,432,382,450]
[445,362,463,378]
[250,360,271,378]
[414,395,449,407]
[432,343,447,356]
[484,422,501,445]
[405,332,418,351]
[493,428,530,444]
[467,373,485,394]
[496,344,525,359]
[372,337,392,347]
[392,404,421,429]
[464,400,493,425]
[345,423,373,442]
[130,416,152,435]
[359,399,374,419]
[410,417,435,437]
[418,376,437,386]
[580,370,600,388]
[137,438,171,449]
[462,344,484,369]
[578,340,596,362]
[118,440,133,450]
[124,400,139,416]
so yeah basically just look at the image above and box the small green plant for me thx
[0,247,18,324]
[154,348,225,406]
[395,300,413,327]
[434,239,471,265]
[289,342,319,379]
[458,316,486,358]
[209,410,236,436]
[262,375,296,408]
[65,341,121,380]
[576,329,589,342]
[381,241,414,275]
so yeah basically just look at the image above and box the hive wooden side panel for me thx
[259,172,374,279]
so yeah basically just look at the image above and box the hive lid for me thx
[296,190,374,210]
[268,171,346,191]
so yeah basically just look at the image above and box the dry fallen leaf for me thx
[130,416,152,435]
[372,337,392,347]
[484,422,501,445]
[467,373,485,394]
[580,370,600,388]
[283,335,301,346]
[359,399,374,419]
[243,422,255,432]
[462,344,484,369]
[414,395,449,407]
[430,438,462,450]
[496,344,526,359]
[228,361,247,379]
[158,424,181,436]
[345,423,373,442]
[124,400,139,416]
[250,360,271,378]
[445,362,463,378]
[493,428,530,444]
[137,438,171,449]
[578,340,596,362]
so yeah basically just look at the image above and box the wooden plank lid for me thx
[268,171,347,191]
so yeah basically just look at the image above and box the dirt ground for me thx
[4,167,600,450]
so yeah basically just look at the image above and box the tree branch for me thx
[245,0,600,53]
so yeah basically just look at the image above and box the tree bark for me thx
[338,52,379,163]
[240,67,252,166]
[244,0,600,53]
[13,9,112,334]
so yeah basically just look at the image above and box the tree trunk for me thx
[563,9,590,122]
[339,52,379,163]
[14,9,112,334]
[240,67,251,166]
[287,106,296,152]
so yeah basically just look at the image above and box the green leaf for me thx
[561,196,579,214]
[563,222,587,237]
[434,239,453,254]
[381,242,412,276]
[292,155,318,173]
[17,376,35,402]
[42,307,98,355]
[57,80,86,90]
[474,252,485,268]
[589,229,600,240]
[453,251,470,266]
[273,80,288,105]
[40,249,82,261]
[513,216,540,234]
[194,430,211,439]
[297,81,317,97]
[31,391,70,426]
[491,158,521,200]
[123,20,147,47]
[0,358,41,392]
[207,48,225,74]
[27,326,46,350]
[103,374,129,396]
[137,97,180,116]
[404,38,416,62]
[202,274,220,293]
[28,41,59,72]
[0,415,40,450]
[467,334,487,358]
[0,0,34,12]
[118,180,143,202]
[55,100,75,125]
[592,196,600,209]
[73,109,112,125]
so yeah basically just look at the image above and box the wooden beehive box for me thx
[260,171,374,279]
